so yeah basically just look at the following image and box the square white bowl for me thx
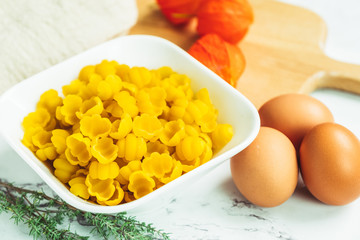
[0,35,260,214]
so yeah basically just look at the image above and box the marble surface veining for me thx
[1,0,360,239]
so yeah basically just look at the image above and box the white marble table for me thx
[1,0,360,239]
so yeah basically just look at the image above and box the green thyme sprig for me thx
[0,180,170,240]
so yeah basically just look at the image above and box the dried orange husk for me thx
[196,0,254,44]
[156,0,201,25]
[188,34,245,87]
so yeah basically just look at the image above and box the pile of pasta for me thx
[21,60,234,206]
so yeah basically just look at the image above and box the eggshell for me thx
[299,122,360,205]
[258,94,334,151]
[230,127,298,207]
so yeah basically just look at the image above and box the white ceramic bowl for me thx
[0,35,260,214]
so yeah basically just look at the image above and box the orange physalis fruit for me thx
[156,0,201,25]
[196,0,254,44]
[188,34,246,87]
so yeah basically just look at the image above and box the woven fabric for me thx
[0,0,138,94]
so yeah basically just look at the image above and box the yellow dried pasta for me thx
[79,114,111,139]
[133,114,163,142]
[65,133,92,166]
[51,129,70,154]
[21,60,233,206]
[136,87,167,116]
[116,160,142,185]
[85,175,116,202]
[211,123,234,151]
[89,161,120,180]
[113,91,138,117]
[54,156,80,183]
[56,95,82,126]
[35,143,57,161]
[128,171,156,200]
[76,96,104,119]
[36,89,63,114]
[91,137,118,164]
[159,119,186,146]
[109,113,132,140]
[117,133,147,162]
[97,181,124,206]
[69,176,90,200]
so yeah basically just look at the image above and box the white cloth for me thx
[0,0,138,94]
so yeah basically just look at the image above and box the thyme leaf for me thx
[0,180,170,240]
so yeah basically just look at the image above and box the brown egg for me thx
[230,127,298,207]
[300,122,360,205]
[258,94,334,151]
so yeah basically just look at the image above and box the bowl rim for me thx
[0,34,260,214]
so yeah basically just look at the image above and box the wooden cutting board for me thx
[130,0,360,108]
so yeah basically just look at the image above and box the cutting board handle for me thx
[299,71,360,95]
[130,0,360,107]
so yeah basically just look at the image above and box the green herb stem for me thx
[0,180,170,240]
